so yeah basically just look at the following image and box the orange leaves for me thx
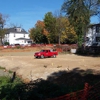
[60,18,77,43]
[35,20,45,28]
[35,20,49,36]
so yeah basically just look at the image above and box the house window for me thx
[7,40,9,42]
[85,37,89,41]
[14,34,15,37]
[7,34,9,37]
[28,41,32,43]
[15,28,22,32]
[96,37,100,42]
[96,26,100,33]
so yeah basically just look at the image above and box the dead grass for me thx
[0,46,53,52]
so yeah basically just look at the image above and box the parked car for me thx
[34,49,58,58]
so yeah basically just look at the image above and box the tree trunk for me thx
[0,37,3,46]
[58,32,61,45]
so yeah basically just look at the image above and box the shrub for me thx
[0,75,22,100]
[4,42,9,45]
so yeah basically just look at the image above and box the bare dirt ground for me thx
[0,48,100,82]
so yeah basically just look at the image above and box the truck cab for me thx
[34,49,58,58]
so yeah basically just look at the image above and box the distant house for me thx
[3,27,32,45]
[85,23,100,47]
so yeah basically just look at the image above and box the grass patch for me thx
[0,67,100,99]
[8,70,13,73]
[0,74,23,100]
[0,66,5,70]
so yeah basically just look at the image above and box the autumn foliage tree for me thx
[29,20,48,43]
[54,12,77,44]
[35,20,49,36]
[29,28,35,42]
[59,17,77,43]
[44,12,57,43]
[44,12,77,44]
[29,12,77,44]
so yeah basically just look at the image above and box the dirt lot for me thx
[0,48,100,82]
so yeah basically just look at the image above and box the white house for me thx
[85,23,100,47]
[3,27,32,45]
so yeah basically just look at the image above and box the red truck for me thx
[34,49,58,58]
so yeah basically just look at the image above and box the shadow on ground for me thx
[0,68,100,100]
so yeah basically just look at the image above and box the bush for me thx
[4,42,9,45]
[0,75,22,100]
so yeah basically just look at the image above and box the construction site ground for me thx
[0,47,100,82]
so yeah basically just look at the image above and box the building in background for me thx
[84,23,100,53]
[85,23,100,47]
[3,27,32,45]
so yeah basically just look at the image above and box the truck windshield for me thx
[40,50,45,52]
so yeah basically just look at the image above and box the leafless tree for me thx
[0,13,9,45]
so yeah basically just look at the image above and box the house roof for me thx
[88,23,100,28]
[6,27,28,34]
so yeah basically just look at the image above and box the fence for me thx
[47,82,100,100]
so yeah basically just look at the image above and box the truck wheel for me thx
[35,56,37,58]
[41,55,44,59]
[53,55,56,58]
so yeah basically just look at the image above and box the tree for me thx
[54,12,77,44]
[61,0,100,17]
[44,11,77,44]
[29,28,36,41]
[29,20,48,43]
[54,11,64,44]
[44,12,57,43]
[98,13,100,23]
[61,0,91,46]
[84,0,100,16]
[60,18,77,43]
[35,20,49,36]
[0,13,8,45]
